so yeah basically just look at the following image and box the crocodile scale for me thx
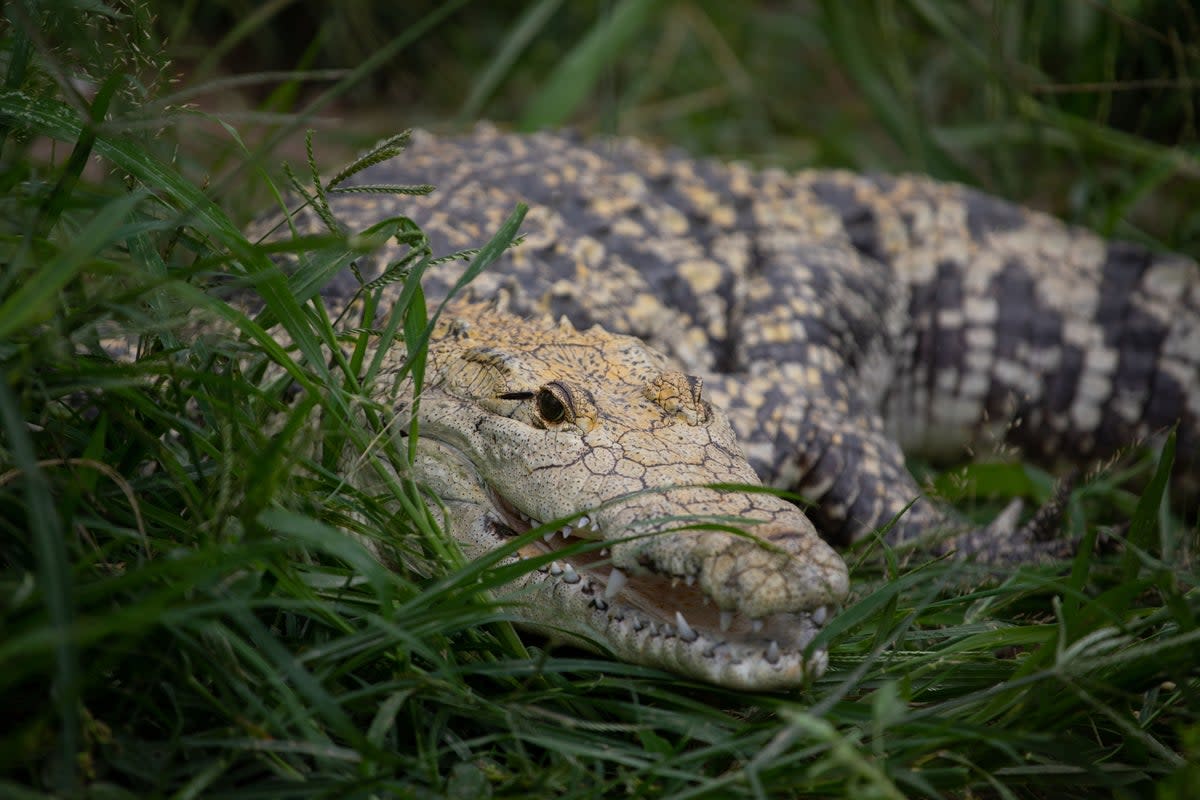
[312,125,1199,558]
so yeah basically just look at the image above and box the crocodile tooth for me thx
[599,548,609,557]
[704,642,731,660]
[592,597,608,611]
[812,605,828,625]
[578,515,591,528]
[751,618,764,633]
[605,567,627,600]
[561,564,581,584]
[719,611,734,632]
[632,618,645,632]
[543,530,556,542]
[675,611,698,642]
[684,574,695,587]
[765,640,781,664]
[561,526,572,539]
[549,561,564,576]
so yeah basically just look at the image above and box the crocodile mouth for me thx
[489,492,833,676]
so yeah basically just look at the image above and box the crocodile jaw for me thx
[415,435,849,690]
[508,528,833,691]
[502,515,839,691]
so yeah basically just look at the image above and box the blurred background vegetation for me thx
[10,0,1198,246]
[146,0,1200,250]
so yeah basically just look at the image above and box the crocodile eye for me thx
[536,385,569,424]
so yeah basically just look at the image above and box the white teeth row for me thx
[602,604,797,665]
[520,509,601,539]
[538,561,830,667]
[548,563,834,638]
[628,606,783,660]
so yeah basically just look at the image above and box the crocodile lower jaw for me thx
[492,497,833,688]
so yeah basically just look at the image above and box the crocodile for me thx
[286,125,1198,689]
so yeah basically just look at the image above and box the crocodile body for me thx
[295,126,1198,688]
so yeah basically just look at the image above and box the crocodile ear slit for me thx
[646,372,712,425]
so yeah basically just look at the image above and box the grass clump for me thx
[1,2,1198,799]
[156,1,1200,257]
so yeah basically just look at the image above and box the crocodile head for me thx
[390,301,849,690]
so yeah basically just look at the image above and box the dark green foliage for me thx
[1,2,1196,797]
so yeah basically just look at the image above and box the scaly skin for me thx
[317,127,1198,551]
[385,302,848,689]
[274,125,1199,689]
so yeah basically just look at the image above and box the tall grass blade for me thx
[519,0,662,129]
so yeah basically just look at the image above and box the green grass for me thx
[1,2,1198,798]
